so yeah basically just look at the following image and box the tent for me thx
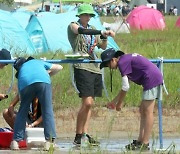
[126,5,165,30]
[103,20,130,33]
[26,11,119,53]
[0,9,36,55]
[11,9,34,29]
[175,17,180,28]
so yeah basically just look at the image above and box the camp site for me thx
[0,0,179,153]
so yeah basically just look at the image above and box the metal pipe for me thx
[157,59,164,149]
[0,59,180,64]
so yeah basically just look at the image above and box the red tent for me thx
[175,17,180,27]
[126,5,166,30]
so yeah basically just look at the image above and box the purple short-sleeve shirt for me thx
[118,53,163,91]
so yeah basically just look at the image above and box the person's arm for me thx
[8,94,19,118]
[115,90,127,111]
[70,23,115,40]
[107,76,129,111]
[28,116,43,128]
[48,64,63,76]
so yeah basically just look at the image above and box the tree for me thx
[0,0,14,6]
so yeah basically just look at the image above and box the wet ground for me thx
[58,137,180,153]
[0,138,179,154]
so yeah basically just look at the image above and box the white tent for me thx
[101,0,117,6]
[103,20,130,33]
[14,0,32,4]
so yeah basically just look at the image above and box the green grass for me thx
[0,16,179,112]
[100,15,180,108]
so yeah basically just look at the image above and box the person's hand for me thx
[0,94,8,101]
[101,30,115,38]
[106,30,115,38]
[106,102,116,110]
[27,123,34,128]
[116,102,123,111]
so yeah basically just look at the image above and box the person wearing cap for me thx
[10,57,63,150]
[100,48,163,151]
[0,49,11,101]
[67,3,115,146]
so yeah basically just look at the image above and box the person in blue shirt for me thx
[10,57,63,151]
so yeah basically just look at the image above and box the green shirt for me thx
[67,22,104,74]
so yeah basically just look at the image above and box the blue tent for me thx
[26,11,119,53]
[0,9,36,55]
[11,8,34,29]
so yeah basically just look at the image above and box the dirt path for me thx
[1,107,180,139]
[54,107,180,139]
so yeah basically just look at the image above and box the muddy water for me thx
[58,138,180,153]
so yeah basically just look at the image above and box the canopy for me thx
[14,0,32,4]
[52,0,92,3]
[101,0,116,6]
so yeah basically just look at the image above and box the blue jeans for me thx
[13,82,56,141]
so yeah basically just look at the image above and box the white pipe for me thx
[164,0,167,14]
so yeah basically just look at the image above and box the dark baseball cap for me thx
[0,49,11,60]
[100,48,124,69]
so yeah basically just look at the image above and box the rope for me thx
[6,63,15,95]
[102,68,110,102]
[158,57,168,95]
[70,64,79,93]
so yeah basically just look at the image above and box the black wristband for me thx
[100,35,107,40]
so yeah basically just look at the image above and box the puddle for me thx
[58,138,180,153]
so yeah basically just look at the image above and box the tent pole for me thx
[41,0,45,11]
[164,0,167,14]
[60,0,62,13]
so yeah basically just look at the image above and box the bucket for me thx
[0,132,27,149]
[26,128,45,148]
[0,132,13,148]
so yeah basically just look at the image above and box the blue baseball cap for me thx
[100,48,124,69]
[0,49,11,60]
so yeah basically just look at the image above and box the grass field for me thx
[0,15,179,112]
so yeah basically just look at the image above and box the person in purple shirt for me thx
[100,48,163,151]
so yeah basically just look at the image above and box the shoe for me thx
[86,134,100,146]
[125,140,150,151]
[44,140,57,151]
[10,140,19,150]
[139,143,150,151]
[73,134,82,146]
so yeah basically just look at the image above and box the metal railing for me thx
[0,58,180,149]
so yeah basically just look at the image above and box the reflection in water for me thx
[57,138,180,153]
